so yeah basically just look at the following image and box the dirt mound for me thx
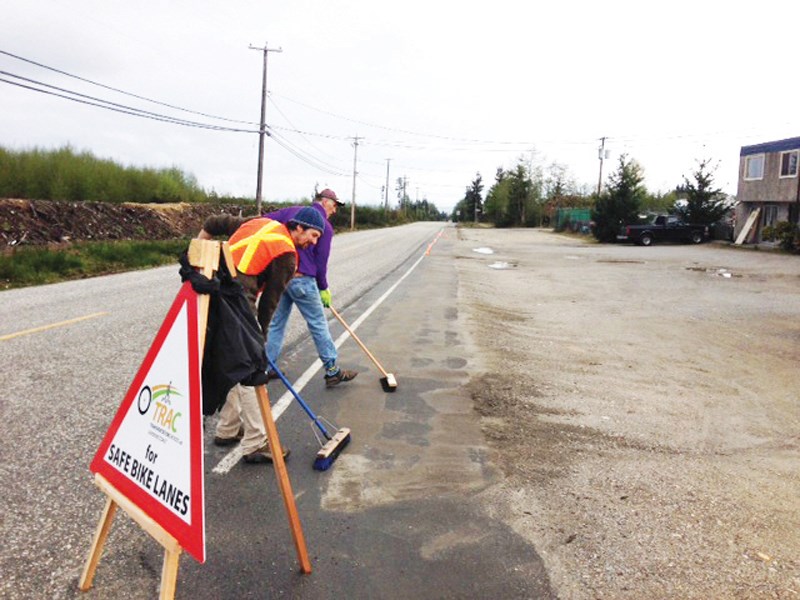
[0,199,252,248]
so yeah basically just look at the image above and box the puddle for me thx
[597,259,645,264]
[684,266,740,278]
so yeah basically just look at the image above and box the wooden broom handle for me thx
[329,306,389,378]
[255,385,312,574]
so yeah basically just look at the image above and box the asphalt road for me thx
[0,222,553,599]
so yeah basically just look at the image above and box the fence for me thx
[554,208,592,233]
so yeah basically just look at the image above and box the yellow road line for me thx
[0,311,108,341]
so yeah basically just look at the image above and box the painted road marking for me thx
[211,229,442,475]
[0,312,108,341]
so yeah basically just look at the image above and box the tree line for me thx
[451,154,733,242]
[0,146,211,204]
[0,145,449,226]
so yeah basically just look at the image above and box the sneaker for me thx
[325,368,358,388]
[266,369,279,381]
[243,442,291,464]
[213,426,244,447]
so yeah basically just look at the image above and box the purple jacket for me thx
[266,202,333,291]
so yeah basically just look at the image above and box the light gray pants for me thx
[215,384,266,453]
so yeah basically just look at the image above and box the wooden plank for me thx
[187,239,220,354]
[78,496,118,591]
[254,385,313,574]
[735,207,761,245]
[221,241,237,278]
[159,548,182,600]
[187,238,219,271]
[93,474,181,554]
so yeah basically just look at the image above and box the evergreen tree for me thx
[464,173,484,222]
[507,163,532,227]
[482,163,543,227]
[592,155,647,243]
[675,159,729,225]
[483,167,509,225]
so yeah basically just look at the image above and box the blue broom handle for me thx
[266,355,331,439]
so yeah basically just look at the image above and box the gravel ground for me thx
[455,227,800,599]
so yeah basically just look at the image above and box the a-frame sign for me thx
[79,240,311,600]
[89,281,206,562]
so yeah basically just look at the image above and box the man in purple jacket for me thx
[265,188,358,387]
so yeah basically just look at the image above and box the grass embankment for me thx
[0,239,190,290]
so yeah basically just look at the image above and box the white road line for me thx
[211,231,439,475]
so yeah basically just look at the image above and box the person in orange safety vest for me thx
[197,206,325,463]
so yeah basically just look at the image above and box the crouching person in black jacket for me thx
[197,207,325,463]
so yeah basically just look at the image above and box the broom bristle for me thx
[380,374,398,393]
[313,428,351,471]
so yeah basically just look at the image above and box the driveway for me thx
[456,229,800,599]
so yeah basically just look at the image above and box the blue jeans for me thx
[266,276,338,372]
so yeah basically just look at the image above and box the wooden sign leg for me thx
[254,384,312,574]
[159,547,182,600]
[80,476,183,597]
[78,496,118,591]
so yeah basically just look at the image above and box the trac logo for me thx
[137,383,183,433]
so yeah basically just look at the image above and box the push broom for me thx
[329,306,398,392]
[266,356,350,471]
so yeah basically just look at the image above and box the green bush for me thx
[0,246,84,286]
[0,146,208,204]
[774,221,799,252]
[0,239,190,289]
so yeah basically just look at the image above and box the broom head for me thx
[380,373,398,393]
[313,427,351,471]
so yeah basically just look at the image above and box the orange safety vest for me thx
[228,218,298,276]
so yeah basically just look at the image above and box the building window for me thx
[780,150,798,178]
[763,204,778,227]
[744,154,764,180]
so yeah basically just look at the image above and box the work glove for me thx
[319,288,332,308]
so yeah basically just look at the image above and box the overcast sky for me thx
[2,1,798,213]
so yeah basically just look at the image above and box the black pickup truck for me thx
[618,215,709,246]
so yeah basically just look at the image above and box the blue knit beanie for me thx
[289,206,325,233]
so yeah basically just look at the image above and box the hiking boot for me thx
[213,426,244,447]
[242,442,290,464]
[325,368,358,388]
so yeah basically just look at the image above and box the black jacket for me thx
[179,252,268,415]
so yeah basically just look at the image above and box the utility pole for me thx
[249,42,282,214]
[596,136,607,196]
[384,158,391,209]
[349,135,362,231]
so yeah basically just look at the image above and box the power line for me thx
[271,92,579,146]
[0,70,258,132]
[268,130,349,176]
[268,95,344,165]
[0,49,258,127]
[0,75,256,132]
[0,66,357,179]
[1,52,590,164]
